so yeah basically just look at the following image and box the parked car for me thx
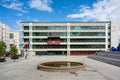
[10,54,19,59]
[6,52,10,57]
[0,56,5,62]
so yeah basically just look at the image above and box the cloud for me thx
[29,0,52,12]
[67,0,120,42]
[15,20,23,29]
[16,13,23,16]
[67,0,120,21]
[32,19,39,22]
[0,0,26,12]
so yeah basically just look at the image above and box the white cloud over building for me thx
[67,0,120,42]
[29,0,52,12]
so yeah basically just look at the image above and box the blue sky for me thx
[0,0,120,32]
[0,0,96,30]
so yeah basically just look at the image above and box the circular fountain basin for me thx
[37,61,86,72]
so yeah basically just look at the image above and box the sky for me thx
[0,0,120,35]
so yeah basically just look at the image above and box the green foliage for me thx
[0,41,6,57]
[10,45,18,55]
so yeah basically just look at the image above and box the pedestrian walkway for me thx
[88,51,120,67]
[0,56,120,80]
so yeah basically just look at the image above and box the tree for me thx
[0,41,6,57]
[10,45,18,60]
[10,45,18,55]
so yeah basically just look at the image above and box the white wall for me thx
[111,21,119,47]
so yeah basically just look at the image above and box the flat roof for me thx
[20,21,111,23]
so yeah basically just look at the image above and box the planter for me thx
[10,54,19,59]
[0,56,5,62]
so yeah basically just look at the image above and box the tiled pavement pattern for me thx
[0,56,120,80]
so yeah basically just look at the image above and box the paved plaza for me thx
[0,56,120,80]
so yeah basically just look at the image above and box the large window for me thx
[70,26,105,30]
[24,32,29,36]
[32,45,67,49]
[32,32,47,36]
[24,26,29,30]
[24,38,29,42]
[70,45,105,48]
[61,38,67,42]
[32,26,67,30]
[32,32,67,36]
[32,26,48,30]
[70,32,105,36]
[48,26,66,30]
[49,32,67,36]
[70,38,105,42]
[32,38,47,42]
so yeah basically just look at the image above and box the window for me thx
[24,26,29,30]
[70,26,105,30]
[24,32,29,36]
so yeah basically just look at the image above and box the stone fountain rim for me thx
[37,61,86,72]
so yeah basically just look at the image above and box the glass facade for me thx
[70,26,105,30]
[32,38,105,43]
[32,38,75,43]
[61,39,67,42]
[24,38,29,42]
[31,32,105,36]
[70,32,105,36]
[32,45,105,49]
[32,32,67,36]
[32,45,67,49]
[24,32,29,36]
[32,38,47,42]
[35,51,67,55]
[32,26,66,30]
[21,22,111,55]
[24,26,29,30]
[70,45,105,48]
[70,38,105,42]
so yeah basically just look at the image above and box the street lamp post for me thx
[24,42,29,59]
[13,40,16,61]
[14,46,15,62]
[25,48,27,59]
[3,47,6,61]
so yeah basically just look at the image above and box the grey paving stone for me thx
[0,56,120,80]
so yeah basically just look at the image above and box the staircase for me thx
[88,51,120,67]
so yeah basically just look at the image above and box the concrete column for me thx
[29,23,33,58]
[67,23,70,56]
[105,23,108,51]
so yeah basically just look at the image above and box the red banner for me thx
[47,40,60,44]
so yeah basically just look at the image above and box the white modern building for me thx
[0,22,10,52]
[0,22,2,41]
[19,21,119,56]
[111,21,119,47]
[10,31,19,52]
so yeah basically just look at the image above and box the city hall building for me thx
[19,21,118,56]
